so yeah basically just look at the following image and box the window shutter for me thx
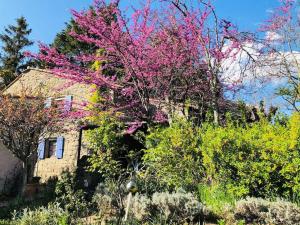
[45,97,52,108]
[56,136,64,159]
[38,139,45,159]
[64,95,73,112]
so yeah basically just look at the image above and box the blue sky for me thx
[0,0,280,51]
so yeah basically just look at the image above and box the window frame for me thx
[45,138,57,158]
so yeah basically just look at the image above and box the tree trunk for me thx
[212,97,219,125]
[19,161,28,196]
[210,76,220,125]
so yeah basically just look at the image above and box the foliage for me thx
[200,113,300,199]
[128,191,205,224]
[9,203,69,225]
[0,17,33,87]
[151,191,205,224]
[0,220,11,225]
[0,177,57,220]
[86,114,144,179]
[0,93,57,195]
[234,197,300,225]
[93,188,204,224]
[93,178,128,224]
[55,171,90,218]
[198,184,236,217]
[143,118,204,190]
[143,113,300,200]
[52,19,96,57]
[134,168,168,197]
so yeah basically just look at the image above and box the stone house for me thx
[1,68,94,184]
[0,143,21,194]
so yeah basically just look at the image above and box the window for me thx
[45,139,57,158]
[44,95,73,112]
[38,136,65,160]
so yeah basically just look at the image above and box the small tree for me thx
[0,93,56,195]
[0,17,33,87]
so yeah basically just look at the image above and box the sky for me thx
[0,0,281,51]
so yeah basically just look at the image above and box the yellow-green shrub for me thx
[200,113,300,199]
[143,113,300,199]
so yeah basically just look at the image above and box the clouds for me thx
[265,31,283,42]
[221,40,300,86]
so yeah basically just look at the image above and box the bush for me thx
[234,197,300,225]
[143,118,204,191]
[92,178,127,224]
[55,171,90,218]
[11,203,69,225]
[86,114,144,180]
[151,191,205,223]
[0,220,11,225]
[143,113,300,199]
[129,194,151,221]
[200,113,300,199]
[198,184,236,217]
[129,191,206,224]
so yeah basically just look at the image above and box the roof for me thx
[1,67,55,95]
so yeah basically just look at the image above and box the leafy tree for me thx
[0,93,56,195]
[52,19,96,57]
[0,17,33,87]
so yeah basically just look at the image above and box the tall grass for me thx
[198,184,236,216]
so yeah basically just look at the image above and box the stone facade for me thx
[2,68,93,182]
[0,143,21,193]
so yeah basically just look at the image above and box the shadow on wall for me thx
[0,143,22,198]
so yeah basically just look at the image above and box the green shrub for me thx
[86,115,126,178]
[11,203,69,225]
[0,220,11,225]
[143,118,204,190]
[234,197,300,225]
[86,114,144,180]
[92,178,127,224]
[55,171,90,218]
[0,195,54,221]
[143,113,300,199]
[200,113,300,199]
[198,184,236,217]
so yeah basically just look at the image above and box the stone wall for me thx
[0,143,21,194]
[34,128,80,182]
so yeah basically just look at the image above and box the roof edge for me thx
[1,67,52,95]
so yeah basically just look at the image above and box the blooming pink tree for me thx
[32,0,254,126]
